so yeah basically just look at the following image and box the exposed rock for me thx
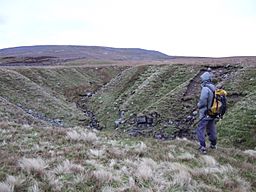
[192,111,198,116]
[115,118,122,128]
[79,91,93,97]
[146,115,154,125]
[186,115,193,121]
[119,110,125,118]
[136,114,147,125]
[54,118,62,123]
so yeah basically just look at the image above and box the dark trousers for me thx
[196,118,217,147]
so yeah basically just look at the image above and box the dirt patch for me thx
[183,65,240,98]
[183,69,203,99]
[0,56,60,66]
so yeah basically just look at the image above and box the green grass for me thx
[89,65,150,128]
[0,69,84,126]
[218,66,256,148]
[89,64,201,129]
[0,66,124,126]
[15,66,125,101]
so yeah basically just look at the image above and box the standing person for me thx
[197,71,217,154]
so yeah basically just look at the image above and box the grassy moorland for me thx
[0,122,255,191]
[0,46,255,191]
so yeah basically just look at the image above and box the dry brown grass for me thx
[66,129,99,144]
[18,157,48,175]
[53,160,84,175]
[0,182,12,192]
[0,175,25,192]
[0,122,254,191]
[244,149,256,157]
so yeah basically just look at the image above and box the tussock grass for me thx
[0,182,12,192]
[0,175,25,192]
[5,175,24,189]
[106,147,125,159]
[223,176,251,192]
[244,149,256,157]
[134,141,147,154]
[18,157,48,175]
[30,182,40,192]
[66,129,98,144]
[177,152,195,161]
[200,155,218,167]
[136,162,153,180]
[192,164,233,176]
[92,169,113,183]
[53,160,84,175]
[0,122,255,191]
[89,149,105,158]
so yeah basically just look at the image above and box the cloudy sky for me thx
[0,0,256,57]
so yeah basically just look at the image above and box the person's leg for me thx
[207,119,217,147]
[196,118,208,148]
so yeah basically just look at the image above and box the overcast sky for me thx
[0,0,256,57]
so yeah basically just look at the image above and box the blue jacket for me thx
[197,72,216,119]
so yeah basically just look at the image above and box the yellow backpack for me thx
[207,87,227,118]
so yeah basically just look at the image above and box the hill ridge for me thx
[0,45,172,62]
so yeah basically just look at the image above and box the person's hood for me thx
[200,72,212,82]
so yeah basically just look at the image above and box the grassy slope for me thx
[144,66,200,120]
[88,64,256,149]
[89,64,201,128]
[0,66,124,126]
[0,123,255,191]
[121,65,199,117]
[15,66,125,101]
[0,68,84,126]
[218,66,256,149]
[89,65,150,128]
[0,97,47,126]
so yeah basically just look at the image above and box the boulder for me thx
[146,115,154,125]
[136,115,147,125]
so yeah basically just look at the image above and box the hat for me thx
[200,72,212,82]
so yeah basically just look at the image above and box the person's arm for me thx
[197,87,209,109]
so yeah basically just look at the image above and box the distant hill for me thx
[0,45,173,62]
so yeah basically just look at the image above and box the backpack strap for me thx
[204,84,214,92]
